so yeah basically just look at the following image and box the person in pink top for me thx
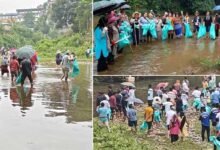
[169,114,181,143]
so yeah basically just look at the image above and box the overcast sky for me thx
[0,0,48,13]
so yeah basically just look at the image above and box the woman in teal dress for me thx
[94,17,109,72]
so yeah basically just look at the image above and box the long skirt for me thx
[97,51,108,72]
[174,23,182,37]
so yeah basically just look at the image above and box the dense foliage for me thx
[0,0,92,60]
[126,0,217,15]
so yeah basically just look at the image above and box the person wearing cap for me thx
[107,14,119,63]
[130,11,141,45]
[193,11,202,33]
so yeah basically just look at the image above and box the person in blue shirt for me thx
[97,103,110,132]
[211,88,220,105]
[210,104,219,131]
[199,107,210,142]
[127,104,137,132]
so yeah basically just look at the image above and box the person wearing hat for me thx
[107,14,119,64]
[56,50,62,67]
[130,11,141,45]
[94,17,109,72]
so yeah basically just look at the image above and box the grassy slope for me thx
[94,103,213,150]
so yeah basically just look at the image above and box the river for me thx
[0,63,92,150]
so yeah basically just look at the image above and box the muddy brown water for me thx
[94,38,220,75]
[0,64,92,150]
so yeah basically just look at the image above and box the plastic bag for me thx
[149,23,157,39]
[197,24,206,39]
[210,23,216,40]
[210,136,220,150]
[140,121,148,131]
[16,72,22,84]
[142,24,150,36]
[118,32,130,49]
[162,25,169,40]
[184,23,193,38]
[70,59,80,78]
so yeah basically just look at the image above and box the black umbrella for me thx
[120,4,131,10]
[93,0,117,16]
[93,0,128,16]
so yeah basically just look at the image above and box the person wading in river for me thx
[61,51,71,82]
[20,57,33,88]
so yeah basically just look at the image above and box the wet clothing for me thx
[20,59,33,85]
[131,19,140,45]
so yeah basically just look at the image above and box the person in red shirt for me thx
[10,56,19,82]
[109,92,117,121]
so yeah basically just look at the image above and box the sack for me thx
[197,24,206,39]
[162,25,169,40]
[149,23,157,39]
[140,121,148,131]
[210,23,216,40]
[118,32,130,49]
[70,59,80,78]
[16,72,22,84]
[142,24,150,36]
[184,23,193,38]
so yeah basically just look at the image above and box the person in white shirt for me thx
[192,86,202,111]
[182,80,189,93]
[181,92,189,111]
[163,98,173,114]
[166,105,176,137]
[147,84,154,105]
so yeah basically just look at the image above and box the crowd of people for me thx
[0,47,80,88]
[94,9,220,72]
[1,48,37,88]
[95,76,220,149]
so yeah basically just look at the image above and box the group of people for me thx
[1,49,37,88]
[96,76,220,149]
[94,9,220,72]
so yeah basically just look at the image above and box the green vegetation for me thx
[127,0,216,15]
[0,0,92,62]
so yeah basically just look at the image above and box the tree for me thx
[23,12,35,28]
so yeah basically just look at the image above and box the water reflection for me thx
[0,64,92,150]
[95,38,220,75]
